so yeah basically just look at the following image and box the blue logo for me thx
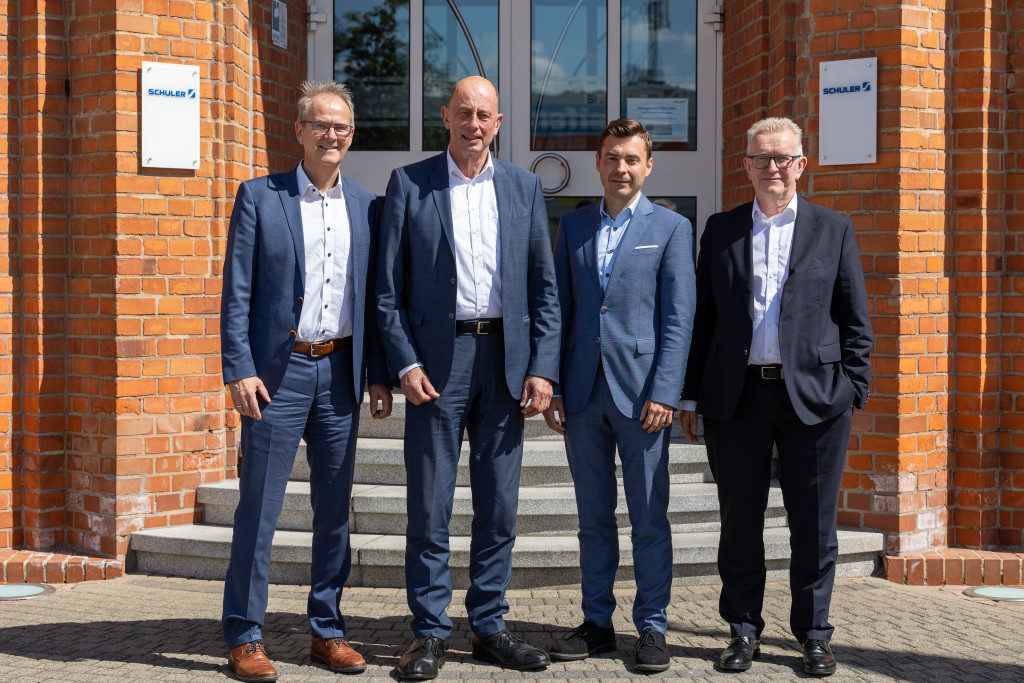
[822,81,871,95]
[148,88,196,99]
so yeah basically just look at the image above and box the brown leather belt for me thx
[293,336,352,357]
[455,318,503,334]
[748,364,784,380]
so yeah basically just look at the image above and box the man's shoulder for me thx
[395,153,445,179]
[645,199,690,229]
[341,175,376,201]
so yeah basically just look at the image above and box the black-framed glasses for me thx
[747,154,800,169]
[303,121,355,138]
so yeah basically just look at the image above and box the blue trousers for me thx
[564,369,672,634]
[222,348,358,648]
[403,331,524,639]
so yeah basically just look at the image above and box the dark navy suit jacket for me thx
[220,167,389,401]
[375,153,560,396]
[682,198,873,425]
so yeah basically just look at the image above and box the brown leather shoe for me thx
[311,636,367,674]
[228,641,278,682]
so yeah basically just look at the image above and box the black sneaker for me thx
[633,629,669,672]
[549,621,616,661]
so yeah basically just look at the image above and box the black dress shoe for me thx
[633,629,670,672]
[718,636,759,671]
[397,637,446,680]
[549,621,616,661]
[471,630,550,670]
[802,640,837,676]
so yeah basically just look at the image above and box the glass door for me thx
[310,0,720,230]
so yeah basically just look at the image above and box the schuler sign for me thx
[819,57,877,166]
[141,61,201,170]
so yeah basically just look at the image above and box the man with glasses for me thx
[220,80,392,681]
[680,117,872,676]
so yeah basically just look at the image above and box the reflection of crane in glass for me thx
[645,0,669,84]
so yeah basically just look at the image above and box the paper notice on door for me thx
[626,98,689,143]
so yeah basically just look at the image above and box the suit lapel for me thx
[728,203,755,321]
[430,154,456,259]
[275,168,306,287]
[343,177,368,301]
[494,160,513,291]
[580,203,602,292]
[602,195,653,302]
[784,198,823,305]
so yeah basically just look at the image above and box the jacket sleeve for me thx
[220,181,259,385]
[363,193,391,386]
[375,168,421,378]
[680,214,718,404]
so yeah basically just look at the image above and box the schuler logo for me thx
[148,88,196,99]
[822,82,871,95]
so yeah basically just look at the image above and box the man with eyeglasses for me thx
[220,80,392,681]
[679,117,872,676]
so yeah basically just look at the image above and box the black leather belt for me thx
[748,364,785,380]
[455,318,503,334]
[293,336,352,357]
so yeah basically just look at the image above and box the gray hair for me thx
[746,117,803,156]
[297,80,355,121]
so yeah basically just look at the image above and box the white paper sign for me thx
[272,0,288,49]
[626,98,689,144]
[141,62,200,170]
[819,57,877,165]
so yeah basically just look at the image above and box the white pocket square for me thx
[635,245,659,250]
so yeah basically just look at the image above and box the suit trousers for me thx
[222,347,359,648]
[564,368,672,634]
[703,373,852,643]
[403,330,524,639]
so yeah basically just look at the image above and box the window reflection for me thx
[531,0,607,151]
[423,0,499,151]
[621,0,697,150]
[334,0,410,151]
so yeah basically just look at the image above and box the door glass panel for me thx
[334,0,411,150]
[621,0,697,150]
[531,0,607,151]
[423,0,499,151]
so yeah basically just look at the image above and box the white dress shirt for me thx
[295,161,353,343]
[596,194,641,293]
[448,148,502,320]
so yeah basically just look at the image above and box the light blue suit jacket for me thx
[376,153,561,397]
[220,167,389,402]
[554,195,695,418]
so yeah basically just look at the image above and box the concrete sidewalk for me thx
[1,574,1021,682]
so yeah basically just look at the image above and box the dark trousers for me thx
[703,374,852,643]
[222,347,358,648]
[403,331,524,639]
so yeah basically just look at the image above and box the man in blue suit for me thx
[543,119,695,673]
[220,81,392,682]
[376,76,560,679]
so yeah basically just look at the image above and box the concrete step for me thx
[291,438,711,486]
[357,395,689,441]
[130,524,883,588]
[198,479,784,535]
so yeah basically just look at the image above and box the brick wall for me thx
[1,0,308,561]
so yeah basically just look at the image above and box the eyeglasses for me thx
[747,154,800,169]
[303,121,355,138]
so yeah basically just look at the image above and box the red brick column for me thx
[0,0,16,551]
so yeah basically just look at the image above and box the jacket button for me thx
[289,330,296,337]
[600,306,608,314]
[450,277,456,284]
[449,313,455,319]
[298,296,303,302]
[743,349,748,356]
[595,337,600,343]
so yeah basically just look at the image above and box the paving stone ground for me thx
[1,574,1022,682]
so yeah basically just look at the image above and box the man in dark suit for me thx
[543,119,694,673]
[376,76,560,679]
[220,81,392,681]
[680,117,872,676]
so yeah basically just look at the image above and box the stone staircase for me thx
[130,397,883,587]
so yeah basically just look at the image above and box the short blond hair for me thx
[746,117,803,156]
[297,80,354,121]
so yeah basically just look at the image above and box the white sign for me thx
[272,0,288,49]
[819,57,876,165]
[626,98,689,144]
[141,62,200,170]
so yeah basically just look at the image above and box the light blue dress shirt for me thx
[596,194,642,293]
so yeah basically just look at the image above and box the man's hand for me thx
[640,400,674,434]
[520,375,553,417]
[401,367,440,405]
[368,384,393,419]
[680,409,700,443]
[227,376,270,420]
[543,396,566,435]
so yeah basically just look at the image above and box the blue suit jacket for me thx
[376,153,561,397]
[681,199,873,425]
[554,195,696,419]
[220,167,389,402]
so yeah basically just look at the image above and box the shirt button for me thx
[327,227,331,231]
[326,278,331,283]
[324,305,328,309]
[328,253,332,257]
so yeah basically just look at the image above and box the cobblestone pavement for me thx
[1,574,1022,682]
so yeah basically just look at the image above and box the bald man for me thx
[376,77,560,679]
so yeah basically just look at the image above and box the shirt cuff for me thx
[398,362,422,379]
[680,400,698,412]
